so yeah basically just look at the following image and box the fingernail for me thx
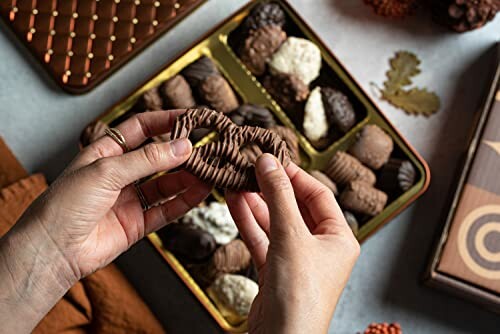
[171,139,191,157]
[258,154,279,174]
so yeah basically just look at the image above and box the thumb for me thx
[255,154,307,238]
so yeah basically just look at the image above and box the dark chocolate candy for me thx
[270,126,301,165]
[321,88,356,133]
[229,104,277,128]
[325,151,376,186]
[309,170,338,196]
[339,181,388,216]
[349,124,394,170]
[243,2,286,31]
[263,73,309,111]
[199,75,239,114]
[156,222,217,262]
[239,25,287,76]
[161,74,196,109]
[182,56,220,87]
[377,158,416,194]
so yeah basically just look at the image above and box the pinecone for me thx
[363,322,402,334]
[431,0,500,32]
[364,0,420,17]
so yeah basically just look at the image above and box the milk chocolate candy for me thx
[309,170,338,196]
[211,239,252,274]
[343,211,359,236]
[263,72,309,111]
[349,125,394,169]
[340,181,388,216]
[161,75,196,109]
[229,104,276,128]
[138,86,163,111]
[182,56,220,87]
[239,25,286,76]
[378,158,416,194]
[156,223,216,262]
[243,2,286,31]
[81,121,109,147]
[321,87,356,133]
[199,75,239,114]
[270,126,301,165]
[240,144,264,164]
[325,151,376,186]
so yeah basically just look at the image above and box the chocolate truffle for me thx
[182,56,220,87]
[325,151,376,186]
[340,181,388,216]
[181,202,238,245]
[139,86,163,111]
[268,37,322,85]
[304,87,329,142]
[378,158,416,194]
[199,75,239,114]
[211,239,252,274]
[263,72,309,110]
[343,211,359,236]
[207,274,258,321]
[81,121,109,146]
[156,223,217,262]
[322,87,356,133]
[161,74,196,109]
[229,104,276,128]
[270,126,301,165]
[349,125,394,169]
[309,170,338,196]
[243,2,286,31]
[239,25,286,76]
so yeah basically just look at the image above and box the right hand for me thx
[226,154,360,334]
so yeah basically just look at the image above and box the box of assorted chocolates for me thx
[81,1,430,331]
[425,44,500,314]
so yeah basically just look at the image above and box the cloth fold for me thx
[0,137,165,334]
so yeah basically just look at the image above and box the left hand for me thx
[22,110,211,281]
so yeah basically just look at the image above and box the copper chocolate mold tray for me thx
[83,0,430,332]
[0,0,207,93]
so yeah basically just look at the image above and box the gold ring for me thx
[104,127,130,153]
[134,181,149,211]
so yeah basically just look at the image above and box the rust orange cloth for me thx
[0,137,165,334]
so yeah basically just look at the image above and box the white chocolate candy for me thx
[208,274,258,318]
[181,202,238,245]
[268,37,322,85]
[303,87,328,141]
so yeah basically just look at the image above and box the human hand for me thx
[226,154,360,334]
[19,110,211,281]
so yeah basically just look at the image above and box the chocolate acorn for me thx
[378,158,416,194]
[325,151,376,186]
[243,2,286,32]
[349,125,394,170]
[321,87,356,133]
[199,75,239,114]
[182,56,220,87]
[339,181,388,216]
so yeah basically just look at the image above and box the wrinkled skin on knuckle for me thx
[263,171,293,195]
[92,158,122,189]
[142,143,167,167]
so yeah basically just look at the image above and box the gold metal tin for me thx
[84,1,430,332]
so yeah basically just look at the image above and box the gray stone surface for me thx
[0,0,499,333]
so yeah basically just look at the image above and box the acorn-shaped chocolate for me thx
[339,181,388,216]
[349,124,394,170]
[211,239,252,274]
[377,158,416,194]
[325,151,376,186]
[322,87,356,133]
[199,75,239,114]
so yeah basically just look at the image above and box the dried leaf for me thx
[383,51,421,94]
[383,88,440,116]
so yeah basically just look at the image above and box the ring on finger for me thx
[134,181,150,211]
[104,127,130,153]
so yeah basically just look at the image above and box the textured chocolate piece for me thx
[349,125,394,169]
[304,86,329,142]
[182,56,220,87]
[81,121,109,147]
[161,74,196,109]
[138,86,163,111]
[263,73,309,110]
[156,222,217,262]
[240,144,263,164]
[340,181,388,216]
[211,239,252,274]
[325,151,376,186]
[229,104,276,128]
[239,25,286,76]
[309,170,338,196]
[0,137,28,189]
[171,108,290,191]
[270,126,301,165]
[243,2,286,31]
[378,158,416,194]
[322,87,356,133]
[343,211,359,236]
[199,75,239,114]
[0,0,207,92]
